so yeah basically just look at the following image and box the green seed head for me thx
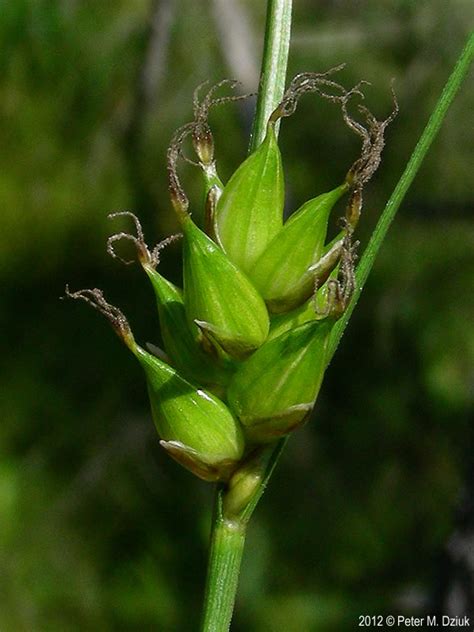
[267,243,345,342]
[67,70,397,481]
[223,447,273,519]
[135,346,244,482]
[226,232,357,443]
[107,212,234,392]
[227,319,333,443]
[166,129,270,360]
[250,184,348,312]
[179,80,252,230]
[214,122,284,273]
[66,287,244,481]
[144,267,235,391]
[210,67,356,270]
[181,216,270,359]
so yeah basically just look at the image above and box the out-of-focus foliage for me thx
[1,1,472,630]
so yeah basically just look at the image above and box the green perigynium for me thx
[214,121,284,274]
[168,126,271,362]
[65,288,244,482]
[250,184,348,312]
[68,67,396,480]
[106,212,235,394]
[179,216,270,360]
[227,235,357,442]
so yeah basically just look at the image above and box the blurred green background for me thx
[1,1,473,630]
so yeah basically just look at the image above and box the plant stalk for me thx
[250,0,293,151]
[201,489,246,632]
[200,2,293,630]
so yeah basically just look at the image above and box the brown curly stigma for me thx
[269,65,366,123]
[343,82,399,192]
[107,211,181,270]
[191,79,253,166]
[168,80,253,216]
[64,286,135,348]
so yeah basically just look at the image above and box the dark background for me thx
[1,1,473,630]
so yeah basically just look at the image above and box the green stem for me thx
[201,490,246,632]
[249,0,292,151]
[200,3,293,630]
[200,441,287,631]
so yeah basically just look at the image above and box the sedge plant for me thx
[66,1,474,628]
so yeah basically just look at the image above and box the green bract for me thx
[214,122,284,273]
[180,215,270,360]
[250,184,347,312]
[227,318,333,443]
